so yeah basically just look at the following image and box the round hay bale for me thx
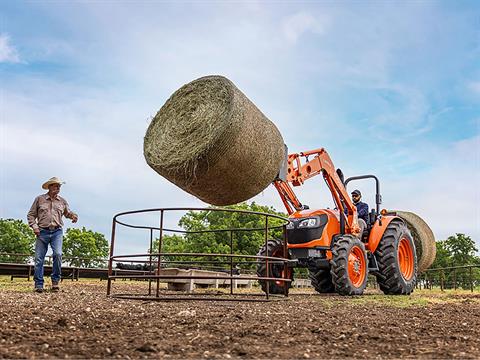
[144,75,285,205]
[393,210,436,273]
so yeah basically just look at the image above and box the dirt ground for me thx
[1,279,480,359]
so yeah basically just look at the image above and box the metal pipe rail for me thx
[107,207,291,301]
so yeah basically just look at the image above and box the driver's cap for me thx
[351,189,361,196]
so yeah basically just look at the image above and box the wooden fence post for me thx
[453,267,457,290]
[440,270,444,292]
[470,266,474,293]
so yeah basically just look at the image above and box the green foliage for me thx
[63,227,109,268]
[0,219,36,263]
[432,241,451,269]
[444,233,479,266]
[432,234,480,268]
[150,202,287,271]
[430,233,480,290]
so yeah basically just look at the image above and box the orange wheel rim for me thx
[348,245,367,288]
[398,237,414,280]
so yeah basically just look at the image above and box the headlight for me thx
[286,221,294,230]
[298,218,318,228]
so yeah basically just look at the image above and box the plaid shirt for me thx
[27,193,76,231]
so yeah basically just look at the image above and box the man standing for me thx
[27,177,78,293]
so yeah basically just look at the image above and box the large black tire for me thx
[309,267,335,293]
[375,219,417,295]
[256,239,293,295]
[330,235,368,295]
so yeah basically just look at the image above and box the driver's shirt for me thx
[354,201,369,223]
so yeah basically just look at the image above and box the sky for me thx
[1,1,479,256]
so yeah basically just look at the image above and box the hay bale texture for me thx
[144,75,285,205]
[394,210,437,273]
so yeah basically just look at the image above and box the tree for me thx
[431,234,480,289]
[63,227,109,268]
[150,202,288,271]
[0,219,36,263]
[431,240,451,269]
[432,234,480,268]
[444,233,479,266]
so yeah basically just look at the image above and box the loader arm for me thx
[274,147,361,235]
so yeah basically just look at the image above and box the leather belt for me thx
[41,226,61,231]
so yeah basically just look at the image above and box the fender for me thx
[366,215,403,253]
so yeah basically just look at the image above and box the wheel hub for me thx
[353,260,360,274]
[348,246,366,288]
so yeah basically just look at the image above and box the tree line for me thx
[431,233,479,268]
[0,218,109,267]
[1,204,479,273]
[429,233,480,290]
[149,202,286,272]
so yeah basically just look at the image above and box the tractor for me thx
[257,147,417,296]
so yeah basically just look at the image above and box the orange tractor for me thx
[257,147,417,296]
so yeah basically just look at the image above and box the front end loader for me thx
[257,147,418,296]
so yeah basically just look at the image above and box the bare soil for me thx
[1,280,479,359]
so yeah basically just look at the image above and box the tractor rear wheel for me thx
[256,239,293,295]
[330,235,368,295]
[309,267,335,293]
[375,219,417,295]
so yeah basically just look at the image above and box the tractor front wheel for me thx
[256,239,293,295]
[330,235,368,295]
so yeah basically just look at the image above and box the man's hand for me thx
[71,213,79,223]
[33,228,40,236]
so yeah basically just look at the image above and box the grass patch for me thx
[0,275,33,292]
[1,275,478,306]
[0,275,108,292]
[349,294,430,307]
[300,288,479,308]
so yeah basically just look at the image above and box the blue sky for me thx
[1,1,479,255]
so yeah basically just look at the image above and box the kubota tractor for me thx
[256,147,417,296]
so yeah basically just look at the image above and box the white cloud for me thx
[0,82,207,255]
[0,33,20,63]
[371,85,432,140]
[384,135,480,244]
[1,2,479,255]
[282,12,329,44]
[468,81,480,97]
[254,135,480,249]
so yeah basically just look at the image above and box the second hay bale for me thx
[394,210,437,273]
[144,75,285,205]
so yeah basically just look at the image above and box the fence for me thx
[0,252,107,267]
[417,265,480,292]
[106,207,291,301]
[2,252,479,293]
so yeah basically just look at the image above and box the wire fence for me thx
[417,265,480,292]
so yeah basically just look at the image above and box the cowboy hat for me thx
[42,177,65,190]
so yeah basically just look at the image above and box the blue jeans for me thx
[34,228,63,288]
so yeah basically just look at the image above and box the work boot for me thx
[51,281,60,292]
[34,287,44,293]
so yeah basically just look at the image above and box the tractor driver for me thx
[351,189,369,236]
